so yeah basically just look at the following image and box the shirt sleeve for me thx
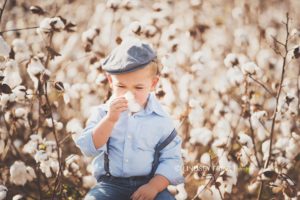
[154,126,185,185]
[74,106,107,157]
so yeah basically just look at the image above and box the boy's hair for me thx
[147,58,162,77]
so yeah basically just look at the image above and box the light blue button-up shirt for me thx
[75,92,184,185]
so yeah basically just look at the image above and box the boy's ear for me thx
[150,75,159,91]
[106,73,113,87]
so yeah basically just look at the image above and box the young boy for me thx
[75,38,184,200]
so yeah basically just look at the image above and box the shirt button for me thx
[127,135,132,139]
[125,159,129,162]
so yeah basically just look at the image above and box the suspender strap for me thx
[104,138,111,176]
[149,129,177,177]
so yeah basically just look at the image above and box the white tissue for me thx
[124,91,142,113]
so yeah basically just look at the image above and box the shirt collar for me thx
[144,92,167,117]
[101,92,167,117]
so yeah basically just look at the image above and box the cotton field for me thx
[0,0,300,199]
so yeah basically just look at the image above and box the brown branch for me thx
[45,31,54,68]
[297,62,300,116]
[265,12,290,169]
[244,76,262,169]
[258,12,290,200]
[0,26,39,34]
[249,75,275,97]
[248,117,261,168]
[43,82,64,200]
[0,0,8,27]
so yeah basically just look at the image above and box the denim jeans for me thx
[84,175,176,200]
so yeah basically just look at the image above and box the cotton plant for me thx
[0,185,7,200]
[167,183,188,200]
[9,161,36,186]
[11,39,31,62]
[45,118,64,131]
[189,127,212,146]
[23,134,59,178]
[63,154,82,178]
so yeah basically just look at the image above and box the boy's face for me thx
[106,66,159,108]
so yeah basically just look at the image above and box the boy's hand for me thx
[130,183,159,200]
[106,97,128,123]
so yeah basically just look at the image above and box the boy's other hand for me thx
[130,183,159,200]
[107,97,128,123]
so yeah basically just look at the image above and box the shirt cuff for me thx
[155,162,185,185]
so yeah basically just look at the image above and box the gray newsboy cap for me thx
[102,39,157,74]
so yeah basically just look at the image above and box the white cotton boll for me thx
[81,27,100,43]
[95,74,107,85]
[286,138,300,160]
[0,185,8,200]
[38,18,52,33]
[40,161,52,178]
[214,119,232,139]
[106,0,122,9]
[226,67,244,86]
[188,106,204,127]
[262,140,270,161]
[12,85,26,102]
[239,146,251,167]
[175,183,187,200]
[3,60,22,89]
[34,150,48,162]
[38,17,65,34]
[248,181,260,194]
[160,54,177,75]
[178,74,193,102]
[0,36,10,57]
[167,185,177,194]
[0,140,5,154]
[249,162,259,175]
[50,159,59,174]
[0,94,10,107]
[15,107,26,118]
[27,57,45,89]
[45,118,53,128]
[25,166,36,182]
[213,75,230,93]
[197,185,222,200]
[224,53,239,68]
[13,139,22,149]
[238,132,253,148]
[12,194,23,200]
[12,39,29,53]
[276,156,289,167]
[144,24,157,37]
[251,110,267,127]
[189,127,212,146]
[200,153,211,165]
[274,137,289,151]
[124,91,142,113]
[10,161,28,186]
[0,57,7,71]
[234,28,249,46]
[128,21,143,34]
[56,122,63,131]
[231,7,244,20]
[66,118,83,134]
[280,120,292,137]
[70,162,79,171]
[160,79,175,105]
[83,175,97,189]
[241,62,261,75]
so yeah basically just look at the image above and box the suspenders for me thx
[103,128,177,178]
